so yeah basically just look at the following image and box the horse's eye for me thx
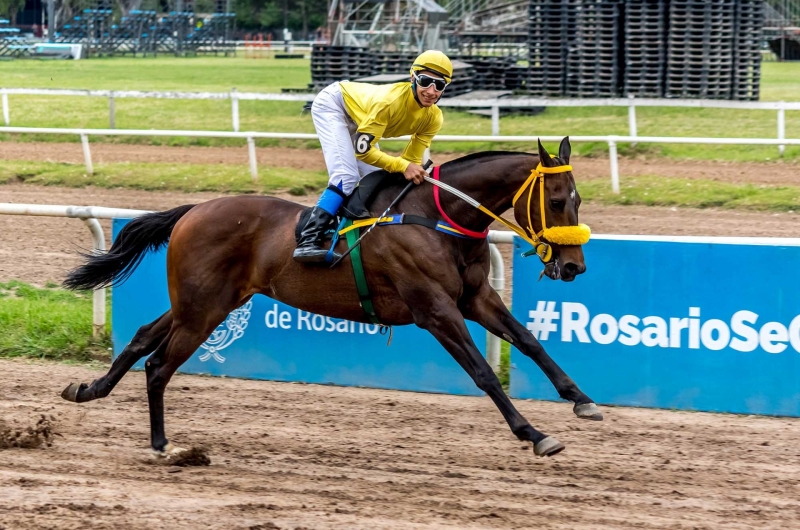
[550,200,565,211]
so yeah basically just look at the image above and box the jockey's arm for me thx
[398,112,443,184]
[353,106,442,176]
[353,107,410,174]
[400,111,442,166]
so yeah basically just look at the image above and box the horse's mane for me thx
[441,150,569,174]
[442,151,533,168]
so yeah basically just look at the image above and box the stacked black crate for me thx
[666,0,736,99]
[528,0,576,96]
[566,0,623,97]
[732,0,763,101]
[372,51,417,76]
[443,59,476,97]
[624,0,667,98]
[454,55,517,91]
[310,45,373,91]
[505,64,529,92]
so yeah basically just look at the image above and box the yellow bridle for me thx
[472,162,591,263]
[423,160,591,264]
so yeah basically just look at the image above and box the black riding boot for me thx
[293,206,340,263]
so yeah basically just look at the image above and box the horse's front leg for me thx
[460,282,603,421]
[402,285,565,457]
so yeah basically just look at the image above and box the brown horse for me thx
[62,138,601,458]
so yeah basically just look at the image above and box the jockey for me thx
[293,49,453,263]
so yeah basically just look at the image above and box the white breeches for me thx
[311,82,380,196]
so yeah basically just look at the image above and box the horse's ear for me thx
[558,136,571,164]
[537,139,554,167]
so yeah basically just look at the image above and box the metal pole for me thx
[80,134,93,175]
[486,242,505,372]
[491,105,499,136]
[231,88,240,132]
[778,103,786,157]
[108,92,115,129]
[780,16,786,62]
[1,89,8,126]
[608,138,620,194]
[47,0,55,43]
[82,218,106,336]
[247,136,258,182]
[628,95,637,147]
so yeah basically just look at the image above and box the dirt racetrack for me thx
[2,358,800,529]
[3,140,800,185]
[3,144,800,528]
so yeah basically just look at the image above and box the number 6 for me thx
[355,133,373,154]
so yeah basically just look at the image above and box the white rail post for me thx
[82,217,106,337]
[80,134,93,175]
[231,87,240,132]
[1,89,8,126]
[486,242,505,372]
[608,137,620,194]
[778,102,786,157]
[247,136,258,182]
[108,91,115,129]
[628,95,637,147]
[491,104,500,136]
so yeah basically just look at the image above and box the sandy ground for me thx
[2,358,800,530]
[2,140,799,185]
[2,145,800,529]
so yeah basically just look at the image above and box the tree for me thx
[0,0,25,25]
[234,0,327,37]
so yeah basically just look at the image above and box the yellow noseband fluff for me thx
[542,224,592,246]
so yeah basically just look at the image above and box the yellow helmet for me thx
[410,50,453,83]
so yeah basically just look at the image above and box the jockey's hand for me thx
[403,163,428,185]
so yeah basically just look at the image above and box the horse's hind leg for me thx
[145,308,234,455]
[61,311,173,403]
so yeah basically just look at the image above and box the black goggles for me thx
[414,73,449,92]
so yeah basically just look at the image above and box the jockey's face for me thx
[412,70,446,107]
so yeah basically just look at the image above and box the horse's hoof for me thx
[61,382,86,402]
[534,436,565,457]
[574,402,604,421]
[150,443,187,459]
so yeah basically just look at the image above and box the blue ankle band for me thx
[317,187,345,216]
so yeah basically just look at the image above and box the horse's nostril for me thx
[564,262,583,276]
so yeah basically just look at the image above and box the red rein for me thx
[432,166,489,239]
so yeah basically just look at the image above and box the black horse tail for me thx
[64,204,196,291]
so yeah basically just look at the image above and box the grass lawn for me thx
[0,281,110,362]
[1,159,328,194]
[1,58,799,162]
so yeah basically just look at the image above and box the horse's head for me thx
[512,137,590,282]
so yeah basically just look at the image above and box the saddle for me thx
[292,167,483,327]
[294,169,403,244]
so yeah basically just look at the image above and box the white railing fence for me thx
[0,204,150,336]
[1,88,797,156]
[2,125,799,194]
[0,202,508,372]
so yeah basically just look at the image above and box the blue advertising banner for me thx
[111,219,485,396]
[510,235,800,416]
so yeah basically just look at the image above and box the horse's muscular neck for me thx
[434,153,536,234]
